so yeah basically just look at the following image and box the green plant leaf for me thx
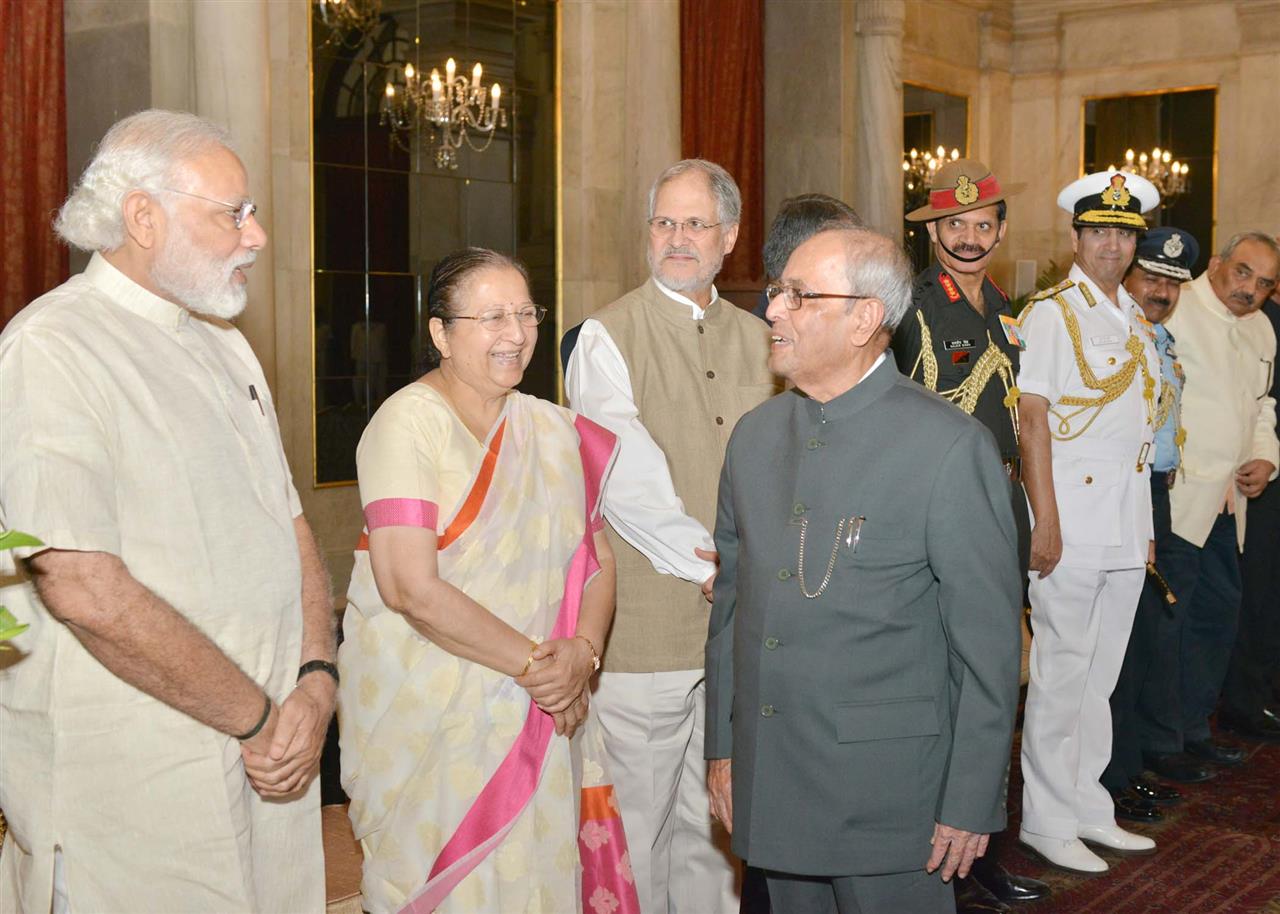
[0,606,28,642]
[0,530,42,551]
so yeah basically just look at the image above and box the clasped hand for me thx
[241,674,335,798]
[516,637,595,738]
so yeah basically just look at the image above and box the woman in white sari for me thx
[338,248,638,914]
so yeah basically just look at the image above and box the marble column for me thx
[192,0,277,388]
[854,0,905,241]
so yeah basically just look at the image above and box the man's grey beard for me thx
[150,222,253,320]
[647,246,725,295]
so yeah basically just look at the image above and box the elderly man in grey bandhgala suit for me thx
[705,228,1022,914]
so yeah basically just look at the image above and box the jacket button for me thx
[777,569,792,580]
[764,636,779,650]
[716,416,725,426]
[706,370,716,379]
[697,324,705,334]
[806,438,821,450]
[1107,356,1117,365]
[761,704,775,717]
[792,502,806,515]
[1084,475,1093,484]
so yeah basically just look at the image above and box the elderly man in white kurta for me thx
[1162,232,1279,759]
[1015,171,1163,876]
[0,111,332,913]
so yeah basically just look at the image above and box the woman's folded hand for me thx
[516,636,595,712]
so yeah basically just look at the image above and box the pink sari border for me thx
[399,417,626,914]
[363,498,439,532]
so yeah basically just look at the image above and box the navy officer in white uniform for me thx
[1016,170,1164,874]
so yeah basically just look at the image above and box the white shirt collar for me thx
[86,252,191,329]
[652,276,719,320]
[1069,262,1138,324]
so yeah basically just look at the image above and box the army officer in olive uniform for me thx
[705,227,1022,914]
[894,159,1030,572]
[894,163,1051,911]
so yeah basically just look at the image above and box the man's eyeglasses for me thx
[764,283,875,311]
[157,188,258,230]
[448,305,548,331]
[647,217,722,239]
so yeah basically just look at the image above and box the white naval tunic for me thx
[0,254,323,913]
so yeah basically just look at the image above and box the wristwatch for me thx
[298,659,340,684]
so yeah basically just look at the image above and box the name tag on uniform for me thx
[942,338,975,351]
[1090,334,1122,346]
[998,314,1025,350]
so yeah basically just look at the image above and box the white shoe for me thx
[1078,824,1157,856]
[1019,830,1109,875]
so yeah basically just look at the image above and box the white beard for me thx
[150,222,253,320]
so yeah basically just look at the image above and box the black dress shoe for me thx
[1217,712,1280,744]
[1185,737,1246,766]
[955,875,1012,913]
[968,855,1052,904]
[1129,775,1181,804]
[1113,790,1163,823]
[1143,751,1215,782]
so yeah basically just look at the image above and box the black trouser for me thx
[1220,477,1280,721]
[1104,473,1179,791]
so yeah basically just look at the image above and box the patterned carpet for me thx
[1000,727,1280,913]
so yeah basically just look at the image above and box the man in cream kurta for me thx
[1162,232,1279,759]
[0,111,331,912]
[566,160,775,914]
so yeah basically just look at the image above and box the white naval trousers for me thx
[1021,565,1145,840]
[592,670,741,914]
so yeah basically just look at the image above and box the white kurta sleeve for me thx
[1250,322,1279,476]
[566,319,716,584]
[0,327,120,559]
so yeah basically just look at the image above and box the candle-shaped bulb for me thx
[446,58,456,81]
[936,145,945,158]
[1139,152,1148,164]
[472,62,482,90]
[950,148,959,160]
[385,82,395,98]
[1152,146,1161,159]
[491,82,501,108]
[1125,148,1135,162]
[1162,151,1171,163]
[910,148,918,159]
[902,160,910,171]
[431,70,442,101]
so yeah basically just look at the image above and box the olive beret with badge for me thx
[1058,170,1160,230]
[1133,226,1199,282]
[906,158,1023,223]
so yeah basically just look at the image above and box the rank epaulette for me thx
[1028,279,1075,303]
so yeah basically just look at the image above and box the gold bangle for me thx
[517,639,538,677]
[575,634,601,672]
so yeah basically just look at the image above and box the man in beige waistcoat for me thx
[566,159,775,913]
[0,110,331,912]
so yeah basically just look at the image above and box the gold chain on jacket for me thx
[1047,295,1155,441]
[912,312,1021,439]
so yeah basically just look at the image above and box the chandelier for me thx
[380,58,508,170]
[313,0,381,50]
[902,146,960,214]
[1116,147,1190,209]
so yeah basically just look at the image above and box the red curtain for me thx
[1,0,68,330]
[679,0,764,288]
